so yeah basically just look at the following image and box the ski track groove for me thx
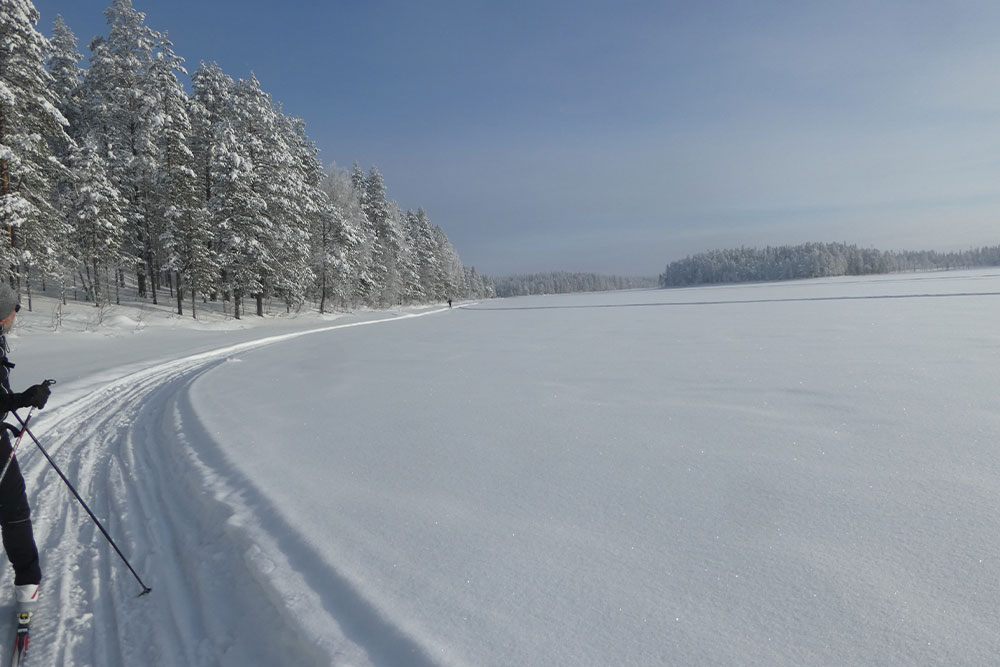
[4,351,318,665]
[3,313,450,666]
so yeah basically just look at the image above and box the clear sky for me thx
[28,0,1000,276]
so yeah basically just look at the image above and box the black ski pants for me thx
[0,433,40,586]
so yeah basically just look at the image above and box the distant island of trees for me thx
[659,242,1000,287]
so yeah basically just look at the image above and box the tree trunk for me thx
[175,271,183,316]
[256,293,263,317]
[319,271,327,314]
[148,253,158,305]
[92,259,101,306]
[82,266,95,303]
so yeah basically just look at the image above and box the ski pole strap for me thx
[1,419,31,439]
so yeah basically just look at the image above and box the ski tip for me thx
[138,586,152,598]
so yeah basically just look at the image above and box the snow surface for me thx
[5,270,1000,665]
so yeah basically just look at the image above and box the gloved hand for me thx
[19,383,51,410]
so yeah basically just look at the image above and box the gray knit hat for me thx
[0,282,17,319]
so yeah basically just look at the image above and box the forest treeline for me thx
[659,243,1000,287]
[492,272,658,297]
[1,0,494,319]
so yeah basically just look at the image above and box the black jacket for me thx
[0,336,27,419]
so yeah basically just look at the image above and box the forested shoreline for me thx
[2,0,494,319]
[660,242,1000,287]
[491,272,657,297]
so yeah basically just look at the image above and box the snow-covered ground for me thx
[6,269,1000,665]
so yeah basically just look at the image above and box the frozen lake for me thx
[13,269,1000,666]
[188,269,1000,666]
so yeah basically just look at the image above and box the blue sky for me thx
[29,0,1000,276]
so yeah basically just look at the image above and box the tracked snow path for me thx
[9,308,450,666]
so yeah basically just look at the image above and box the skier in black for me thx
[0,282,50,611]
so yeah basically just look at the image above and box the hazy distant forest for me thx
[492,273,657,297]
[2,0,494,320]
[659,243,1000,287]
[489,243,1000,297]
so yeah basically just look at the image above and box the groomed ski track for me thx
[12,308,451,666]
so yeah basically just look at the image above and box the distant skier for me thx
[448,298,453,308]
[0,283,51,613]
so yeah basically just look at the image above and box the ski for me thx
[9,611,29,667]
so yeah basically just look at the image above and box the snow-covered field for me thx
[5,269,1000,666]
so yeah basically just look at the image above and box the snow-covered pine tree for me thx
[45,14,87,298]
[46,15,83,147]
[146,34,213,317]
[407,207,442,300]
[379,202,407,305]
[163,203,214,317]
[209,126,260,320]
[81,0,161,301]
[393,205,422,304]
[189,63,229,203]
[0,0,72,299]
[320,165,366,310]
[209,73,278,319]
[350,162,366,204]
[229,73,291,317]
[362,166,397,305]
[463,266,494,299]
[68,139,126,305]
[348,161,377,304]
[210,126,264,319]
[313,203,346,313]
[266,111,315,313]
[432,224,465,301]
[189,61,235,303]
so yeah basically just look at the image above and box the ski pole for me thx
[8,408,152,597]
[0,406,34,488]
[0,379,57,486]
